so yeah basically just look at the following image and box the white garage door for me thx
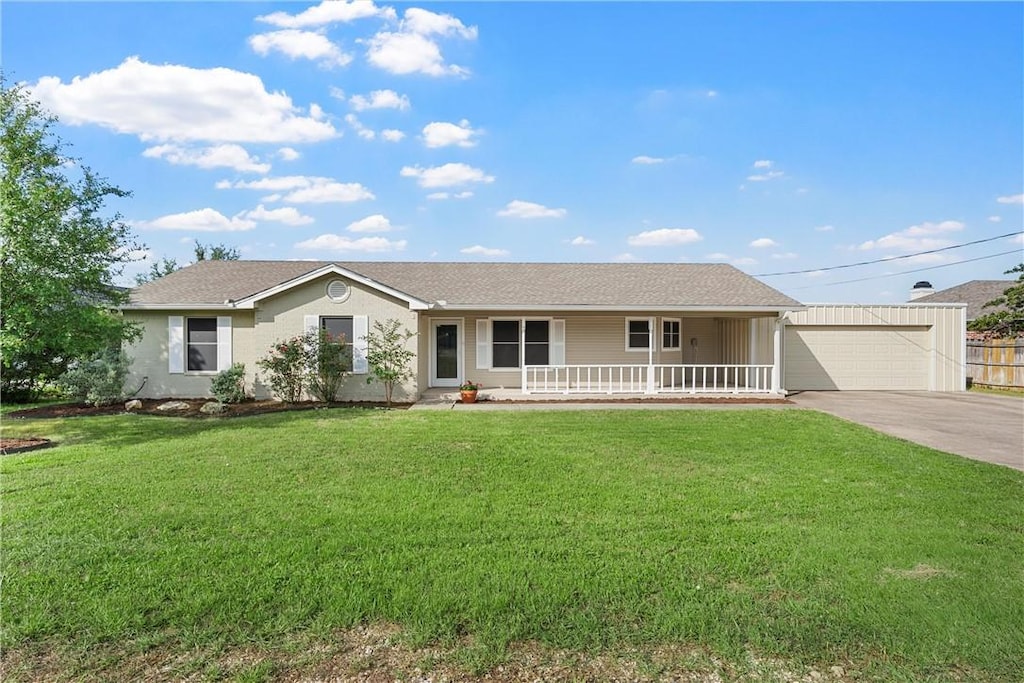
[785,326,930,390]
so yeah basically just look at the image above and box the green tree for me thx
[1,80,141,400]
[134,242,239,285]
[364,318,416,407]
[968,263,1024,336]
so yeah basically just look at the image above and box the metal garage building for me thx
[784,304,967,392]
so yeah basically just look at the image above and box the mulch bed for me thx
[488,397,793,405]
[6,399,412,420]
[0,437,54,455]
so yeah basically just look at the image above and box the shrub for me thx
[257,337,307,403]
[307,329,351,403]
[364,319,416,407]
[59,348,132,407]
[210,362,247,404]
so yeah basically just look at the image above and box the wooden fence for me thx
[966,339,1024,389]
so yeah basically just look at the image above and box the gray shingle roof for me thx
[915,280,1013,320]
[129,260,803,309]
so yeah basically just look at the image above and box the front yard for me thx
[2,408,1022,681]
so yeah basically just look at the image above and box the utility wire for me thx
[786,248,1021,291]
[756,230,1022,277]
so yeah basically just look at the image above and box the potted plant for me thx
[459,379,482,404]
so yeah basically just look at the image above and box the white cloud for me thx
[705,253,730,261]
[706,90,719,98]
[139,208,256,232]
[295,234,406,252]
[771,252,799,260]
[1011,233,1024,245]
[29,57,337,144]
[631,155,665,165]
[381,129,405,142]
[996,193,1024,204]
[248,30,351,68]
[426,190,473,200]
[569,236,595,246]
[277,147,301,161]
[627,228,703,247]
[364,8,477,77]
[345,113,376,140]
[142,143,270,173]
[329,86,346,101]
[346,214,393,233]
[261,193,282,202]
[814,224,835,232]
[805,270,825,278]
[749,237,778,248]
[614,252,640,262]
[257,0,394,28]
[284,181,375,203]
[349,89,410,111]
[220,175,374,203]
[988,215,1002,223]
[732,257,757,266]
[752,160,773,169]
[421,119,480,148]
[497,200,567,219]
[242,204,314,226]
[857,220,965,251]
[400,163,494,188]
[460,245,508,257]
[403,7,478,38]
[747,170,785,182]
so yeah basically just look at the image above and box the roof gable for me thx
[915,280,1013,320]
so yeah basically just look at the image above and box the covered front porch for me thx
[423,311,786,397]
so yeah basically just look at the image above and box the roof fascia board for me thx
[802,302,968,308]
[233,264,430,310]
[121,303,236,311]
[435,304,805,313]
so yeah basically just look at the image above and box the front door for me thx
[430,319,463,387]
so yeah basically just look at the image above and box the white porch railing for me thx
[522,364,775,395]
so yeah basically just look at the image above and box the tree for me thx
[134,242,239,285]
[968,263,1024,337]
[1,80,141,400]
[364,319,416,407]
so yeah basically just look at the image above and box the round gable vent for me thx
[326,279,350,302]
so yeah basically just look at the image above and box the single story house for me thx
[122,260,966,400]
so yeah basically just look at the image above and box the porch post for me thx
[772,313,783,394]
[646,316,656,394]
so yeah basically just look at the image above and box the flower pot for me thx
[460,389,478,404]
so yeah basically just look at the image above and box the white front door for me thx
[430,319,463,387]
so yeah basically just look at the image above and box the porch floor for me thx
[411,388,791,410]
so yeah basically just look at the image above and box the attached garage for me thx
[783,304,966,392]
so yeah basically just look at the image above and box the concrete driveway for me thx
[790,391,1024,470]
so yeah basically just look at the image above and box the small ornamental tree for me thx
[364,319,416,407]
[307,329,351,403]
[257,336,307,403]
[968,263,1024,337]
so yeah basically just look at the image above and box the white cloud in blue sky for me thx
[7,1,1022,302]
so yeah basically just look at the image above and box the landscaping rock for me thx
[200,401,226,415]
[124,399,143,411]
[155,400,190,412]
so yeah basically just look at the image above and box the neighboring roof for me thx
[915,280,1013,320]
[127,260,803,311]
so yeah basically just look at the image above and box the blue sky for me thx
[5,1,1022,302]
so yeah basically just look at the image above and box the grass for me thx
[2,408,1023,681]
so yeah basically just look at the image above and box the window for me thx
[662,319,681,350]
[187,318,218,371]
[321,316,354,371]
[626,318,650,351]
[492,320,520,368]
[524,320,550,365]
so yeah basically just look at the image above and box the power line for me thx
[786,248,1021,291]
[756,230,1022,277]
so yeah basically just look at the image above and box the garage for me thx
[785,325,931,390]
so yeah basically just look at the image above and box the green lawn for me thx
[2,408,1023,681]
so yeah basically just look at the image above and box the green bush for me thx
[257,337,307,403]
[210,363,247,404]
[307,329,351,403]
[58,348,132,407]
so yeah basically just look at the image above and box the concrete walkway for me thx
[790,391,1024,471]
